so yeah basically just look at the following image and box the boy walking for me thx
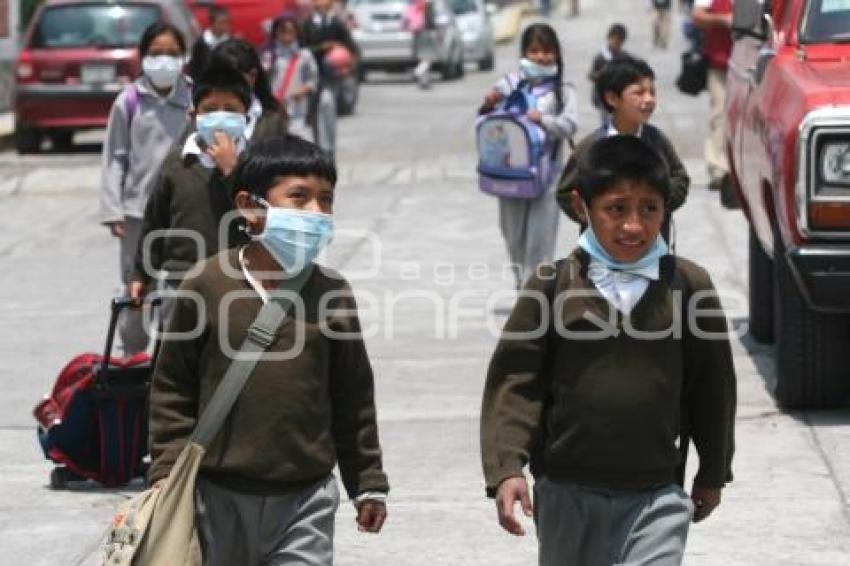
[588,24,629,125]
[481,136,735,565]
[148,135,389,564]
[557,57,690,236]
[128,59,252,314]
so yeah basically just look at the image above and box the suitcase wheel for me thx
[49,467,80,489]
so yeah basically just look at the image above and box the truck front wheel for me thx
[748,227,773,343]
[773,244,850,409]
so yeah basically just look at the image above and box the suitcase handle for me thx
[101,297,162,372]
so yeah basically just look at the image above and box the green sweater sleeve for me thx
[327,286,389,499]
[659,130,690,212]
[147,285,203,484]
[480,269,555,497]
[132,166,173,285]
[684,269,737,488]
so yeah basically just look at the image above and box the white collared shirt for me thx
[587,259,659,316]
[239,246,269,304]
[244,96,263,141]
[605,122,644,138]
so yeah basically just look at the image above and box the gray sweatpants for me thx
[498,179,560,288]
[118,217,148,355]
[535,478,693,566]
[195,474,340,566]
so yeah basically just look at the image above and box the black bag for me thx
[676,49,708,96]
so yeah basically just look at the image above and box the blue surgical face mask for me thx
[253,197,335,273]
[196,111,248,146]
[519,57,557,80]
[577,203,668,272]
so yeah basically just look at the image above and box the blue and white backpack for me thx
[476,75,558,199]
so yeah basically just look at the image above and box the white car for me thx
[350,0,466,80]
[450,0,495,71]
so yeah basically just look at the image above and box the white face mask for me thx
[142,55,182,89]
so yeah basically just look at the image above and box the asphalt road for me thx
[1,1,849,564]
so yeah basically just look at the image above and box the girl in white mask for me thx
[98,22,192,355]
[479,24,580,288]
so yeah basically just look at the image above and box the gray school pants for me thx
[315,88,337,158]
[195,474,340,566]
[535,477,693,566]
[118,217,148,355]
[498,180,559,288]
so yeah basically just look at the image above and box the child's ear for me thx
[234,190,262,226]
[602,91,619,111]
[570,190,588,223]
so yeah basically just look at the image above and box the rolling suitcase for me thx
[34,298,161,488]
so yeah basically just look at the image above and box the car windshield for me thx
[801,0,850,44]
[30,4,161,49]
[450,0,478,14]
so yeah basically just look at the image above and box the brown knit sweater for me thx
[481,250,735,496]
[148,249,390,498]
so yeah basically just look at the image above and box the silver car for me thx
[450,0,495,71]
[350,0,465,80]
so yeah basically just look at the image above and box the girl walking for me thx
[480,24,578,288]
[99,22,192,355]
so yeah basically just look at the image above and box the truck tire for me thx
[748,227,773,343]
[773,243,850,409]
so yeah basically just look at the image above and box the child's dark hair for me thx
[209,5,230,24]
[576,136,670,205]
[138,22,186,57]
[596,57,654,112]
[270,16,301,43]
[520,23,564,111]
[235,135,337,199]
[607,23,628,41]
[213,38,281,112]
[192,55,252,110]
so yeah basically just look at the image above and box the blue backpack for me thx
[476,76,558,199]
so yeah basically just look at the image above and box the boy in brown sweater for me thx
[558,57,690,239]
[481,136,735,566]
[149,135,389,564]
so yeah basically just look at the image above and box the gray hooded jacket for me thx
[99,76,192,223]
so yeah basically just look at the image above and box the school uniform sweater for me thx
[130,148,246,285]
[555,124,690,221]
[480,250,736,496]
[148,249,390,498]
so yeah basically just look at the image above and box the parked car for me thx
[725,0,850,408]
[450,0,494,71]
[350,0,465,81]
[14,0,198,153]
[186,0,304,49]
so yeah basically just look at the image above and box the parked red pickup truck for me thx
[726,0,850,408]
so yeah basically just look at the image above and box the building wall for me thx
[0,0,18,112]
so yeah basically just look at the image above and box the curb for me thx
[493,2,530,45]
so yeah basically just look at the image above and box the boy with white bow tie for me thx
[480,135,736,566]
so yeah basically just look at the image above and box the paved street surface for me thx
[1,1,850,564]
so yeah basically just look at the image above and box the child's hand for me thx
[128,280,145,306]
[355,499,387,533]
[495,476,532,536]
[482,90,503,110]
[691,485,721,523]
[526,109,543,124]
[107,221,125,238]
[206,131,239,177]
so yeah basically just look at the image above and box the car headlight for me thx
[820,141,850,185]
